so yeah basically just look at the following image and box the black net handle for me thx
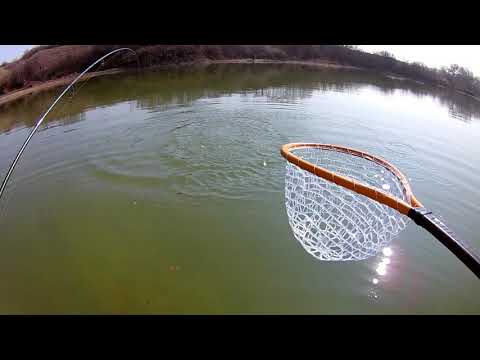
[409,207,480,279]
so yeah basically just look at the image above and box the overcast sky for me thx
[0,45,35,64]
[358,45,480,77]
[1,45,480,77]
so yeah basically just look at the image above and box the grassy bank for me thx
[1,45,479,107]
[0,58,364,108]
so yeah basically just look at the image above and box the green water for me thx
[1,63,479,314]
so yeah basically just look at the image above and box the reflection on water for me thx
[0,63,480,314]
[368,247,394,303]
[40,112,87,132]
[383,247,393,257]
[371,248,394,282]
[376,250,393,277]
[2,63,480,135]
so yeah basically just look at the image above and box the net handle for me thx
[409,207,480,279]
[280,143,423,215]
[281,143,480,278]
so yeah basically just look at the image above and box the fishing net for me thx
[284,145,411,261]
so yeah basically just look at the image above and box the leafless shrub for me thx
[1,45,479,98]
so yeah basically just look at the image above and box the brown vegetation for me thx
[0,67,9,94]
[1,45,479,100]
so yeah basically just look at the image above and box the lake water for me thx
[0,63,479,314]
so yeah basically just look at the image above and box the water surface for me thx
[1,64,479,314]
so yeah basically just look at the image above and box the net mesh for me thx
[285,146,410,261]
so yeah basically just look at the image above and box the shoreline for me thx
[0,59,364,109]
[0,68,130,109]
[0,58,478,109]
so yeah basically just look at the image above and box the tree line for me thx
[0,45,479,99]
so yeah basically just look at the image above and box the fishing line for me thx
[41,48,137,131]
[0,47,139,207]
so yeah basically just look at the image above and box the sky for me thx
[358,45,480,77]
[0,45,35,64]
[1,45,480,77]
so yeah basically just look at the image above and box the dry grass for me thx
[1,45,479,99]
[0,67,11,95]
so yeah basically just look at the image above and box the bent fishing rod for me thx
[0,47,138,202]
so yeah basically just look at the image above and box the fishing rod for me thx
[0,47,138,202]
